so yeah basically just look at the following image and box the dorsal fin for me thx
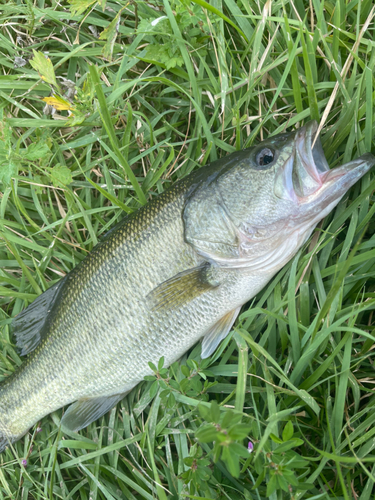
[12,277,66,356]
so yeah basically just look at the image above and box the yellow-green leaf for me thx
[42,95,72,111]
[68,0,96,16]
[30,50,59,89]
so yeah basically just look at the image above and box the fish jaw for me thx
[297,152,375,221]
[274,120,375,214]
[273,131,375,268]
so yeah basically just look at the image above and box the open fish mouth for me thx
[293,120,329,197]
[275,121,375,205]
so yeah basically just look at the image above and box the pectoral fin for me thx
[201,307,241,358]
[147,263,219,312]
[61,392,130,432]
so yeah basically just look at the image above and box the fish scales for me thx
[0,174,265,444]
[1,120,374,451]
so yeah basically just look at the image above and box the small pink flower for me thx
[21,459,27,466]
[248,441,254,453]
[36,426,42,433]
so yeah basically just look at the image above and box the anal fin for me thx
[201,307,241,358]
[61,392,130,432]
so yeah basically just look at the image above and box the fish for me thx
[0,120,374,452]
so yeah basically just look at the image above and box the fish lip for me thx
[306,152,375,204]
[287,153,374,230]
[320,153,375,183]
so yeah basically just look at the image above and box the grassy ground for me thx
[0,0,375,498]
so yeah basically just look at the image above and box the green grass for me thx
[1,0,375,498]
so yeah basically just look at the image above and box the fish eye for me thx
[256,147,275,167]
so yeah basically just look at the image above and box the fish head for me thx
[184,121,375,271]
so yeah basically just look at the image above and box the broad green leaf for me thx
[49,165,73,187]
[282,421,294,442]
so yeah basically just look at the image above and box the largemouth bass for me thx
[1,121,374,451]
